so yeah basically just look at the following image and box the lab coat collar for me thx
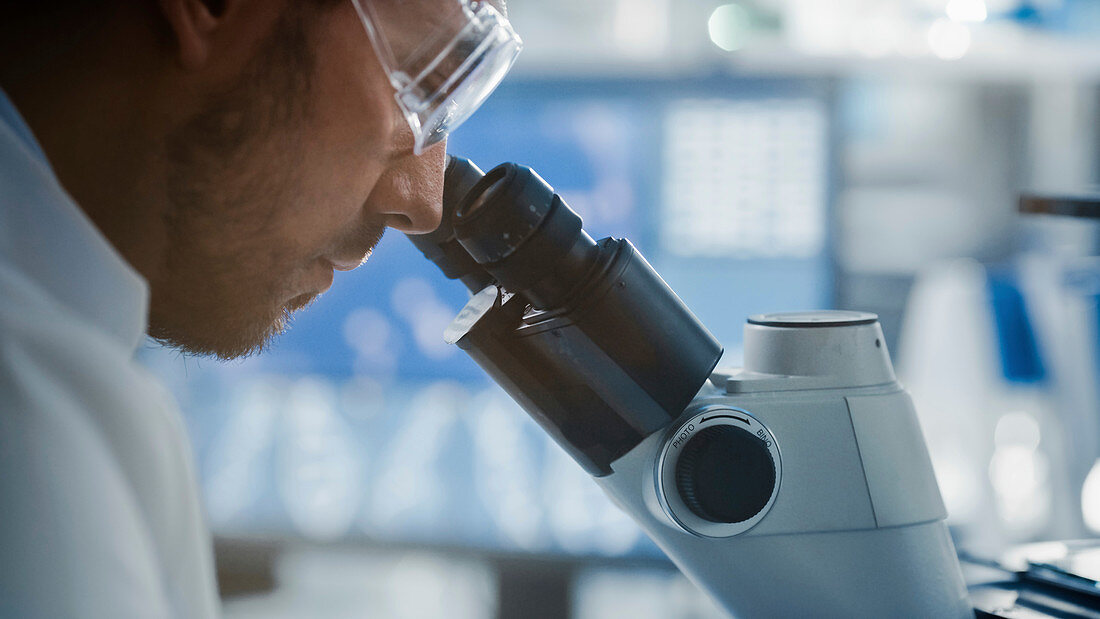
[0,88,150,354]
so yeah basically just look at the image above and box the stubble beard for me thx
[149,11,324,361]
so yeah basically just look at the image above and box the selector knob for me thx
[674,425,777,524]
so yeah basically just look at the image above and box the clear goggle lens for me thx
[351,0,523,155]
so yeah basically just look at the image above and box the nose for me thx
[367,140,447,235]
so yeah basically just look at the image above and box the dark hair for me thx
[0,0,342,84]
[2,5,98,27]
[0,2,102,80]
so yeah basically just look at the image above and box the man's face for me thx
[149,2,446,359]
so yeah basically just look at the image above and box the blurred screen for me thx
[140,76,833,560]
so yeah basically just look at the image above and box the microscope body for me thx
[594,314,971,618]
[408,157,972,617]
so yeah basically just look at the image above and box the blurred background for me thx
[138,1,1100,617]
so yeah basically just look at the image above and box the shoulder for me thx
[0,264,173,617]
[0,261,214,618]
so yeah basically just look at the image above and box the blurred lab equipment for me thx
[899,192,1100,556]
[967,539,1100,617]
[405,156,970,617]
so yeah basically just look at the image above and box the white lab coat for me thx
[0,91,220,618]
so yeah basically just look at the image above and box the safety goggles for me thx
[351,0,523,155]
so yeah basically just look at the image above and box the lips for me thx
[326,253,369,272]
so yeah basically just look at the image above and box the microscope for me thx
[407,157,972,617]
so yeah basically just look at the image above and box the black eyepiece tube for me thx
[414,156,724,477]
[406,156,495,293]
[453,163,600,309]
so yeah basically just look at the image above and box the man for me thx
[0,0,517,616]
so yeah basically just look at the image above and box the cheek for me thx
[255,6,400,258]
[304,6,399,200]
[275,101,395,254]
[276,125,390,257]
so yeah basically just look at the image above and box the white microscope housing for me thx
[596,311,971,618]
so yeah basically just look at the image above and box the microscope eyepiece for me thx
[408,156,723,476]
[454,163,599,308]
[457,166,510,219]
[453,163,552,263]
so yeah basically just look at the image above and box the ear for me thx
[157,0,221,69]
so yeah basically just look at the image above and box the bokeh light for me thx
[708,3,751,52]
[927,19,971,60]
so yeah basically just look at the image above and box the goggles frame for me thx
[351,0,522,154]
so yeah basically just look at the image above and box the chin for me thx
[150,299,291,361]
[149,269,325,360]
[285,291,320,314]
